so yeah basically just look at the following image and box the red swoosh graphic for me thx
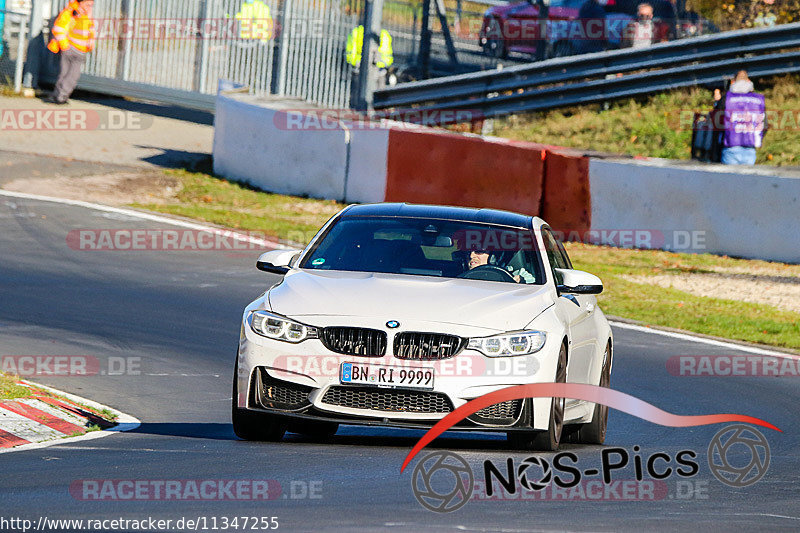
[400,383,781,473]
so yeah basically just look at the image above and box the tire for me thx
[573,342,612,445]
[482,18,507,59]
[231,361,287,441]
[288,420,339,439]
[507,342,567,451]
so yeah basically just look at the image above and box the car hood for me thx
[267,269,555,332]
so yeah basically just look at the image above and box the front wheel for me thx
[507,343,567,451]
[573,342,611,444]
[232,360,287,441]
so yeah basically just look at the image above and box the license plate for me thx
[340,362,434,390]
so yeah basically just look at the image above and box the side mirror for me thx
[554,268,603,295]
[256,249,301,275]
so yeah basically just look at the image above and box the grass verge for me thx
[0,373,32,400]
[132,169,799,350]
[0,372,118,425]
[567,242,800,351]
[132,168,345,244]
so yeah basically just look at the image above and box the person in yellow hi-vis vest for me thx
[45,0,96,104]
[346,25,393,69]
[235,0,273,42]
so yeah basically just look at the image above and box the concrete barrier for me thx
[589,158,800,263]
[343,124,391,204]
[383,128,545,216]
[213,93,349,200]
[210,94,800,263]
[542,149,592,234]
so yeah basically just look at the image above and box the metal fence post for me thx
[273,0,293,95]
[15,16,28,93]
[194,0,211,92]
[116,0,134,82]
[417,0,431,78]
[355,0,383,111]
[22,0,45,90]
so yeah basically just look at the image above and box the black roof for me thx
[341,203,533,229]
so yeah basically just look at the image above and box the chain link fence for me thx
[0,6,28,92]
[31,0,362,108]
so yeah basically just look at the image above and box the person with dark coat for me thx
[575,0,607,54]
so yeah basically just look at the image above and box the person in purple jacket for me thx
[715,70,768,165]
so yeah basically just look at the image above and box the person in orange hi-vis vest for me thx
[45,0,96,104]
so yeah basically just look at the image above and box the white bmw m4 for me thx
[233,203,612,450]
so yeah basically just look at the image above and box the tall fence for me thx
[20,0,518,111]
[34,0,361,109]
[0,7,28,92]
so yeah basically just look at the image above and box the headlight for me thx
[467,330,546,357]
[248,310,319,343]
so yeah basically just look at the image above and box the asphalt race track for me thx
[1,196,798,531]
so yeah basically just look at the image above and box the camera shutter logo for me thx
[411,451,473,513]
[708,424,770,487]
[517,456,552,491]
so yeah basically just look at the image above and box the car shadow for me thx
[130,422,237,441]
[127,422,602,453]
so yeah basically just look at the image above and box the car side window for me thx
[541,228,567,284]
[555,237,573,269]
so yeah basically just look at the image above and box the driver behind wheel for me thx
[468,250,535,284]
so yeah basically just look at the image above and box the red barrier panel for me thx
[384,128,544,216]
[541,149,591,234]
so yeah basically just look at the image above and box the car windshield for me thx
[300,216,545,285]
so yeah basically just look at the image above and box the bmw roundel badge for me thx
[386,320,400,329]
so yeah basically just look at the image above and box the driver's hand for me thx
[513,274,521,283]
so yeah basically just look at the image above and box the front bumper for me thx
[237,310,566,431]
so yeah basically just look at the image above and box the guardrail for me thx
[373,22,800,120]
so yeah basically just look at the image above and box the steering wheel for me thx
[458,264,516,283]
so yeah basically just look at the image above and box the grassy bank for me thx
[132,169,345,244]
[566,243,800,350]
[135,169,800,351]
[494,74,800,167]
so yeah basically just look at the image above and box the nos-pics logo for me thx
[411,424,771,513]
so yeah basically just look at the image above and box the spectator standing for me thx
[346,25,394,73]
[45,0,96,105]
[628,3,655,48]
[533,0,549,61]
[717,70,768,165]
[575,0,607,54]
